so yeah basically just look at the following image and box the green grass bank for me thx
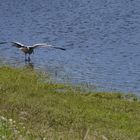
[0,66,140,140]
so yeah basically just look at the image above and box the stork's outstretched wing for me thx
[32,43,66,50]
[0,41,26,48]
[11,42,26,48]
[32,43,53,48]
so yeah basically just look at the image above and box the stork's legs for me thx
[24,53,30,62]
[25,53,27,61]
[24,53,31,62]
[28,55,31,62]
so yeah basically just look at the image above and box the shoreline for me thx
[0,66,140,139]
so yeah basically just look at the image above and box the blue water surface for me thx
[0,0,140,94]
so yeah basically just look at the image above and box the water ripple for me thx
[0,0,140,94]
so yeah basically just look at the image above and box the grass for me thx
[0,66,140,140]
[0,116,32,140]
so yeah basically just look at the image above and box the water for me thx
[0,0,140,94]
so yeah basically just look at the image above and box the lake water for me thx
[0,0,140,94]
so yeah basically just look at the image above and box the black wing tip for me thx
[53,47,66,51]
[0,41,7,44]
[60,48,66,51]
[0,41,15,46]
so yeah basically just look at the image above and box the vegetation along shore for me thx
[0,66,140,140]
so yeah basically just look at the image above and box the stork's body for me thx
[20,47,34,61]
[21,47,34,54]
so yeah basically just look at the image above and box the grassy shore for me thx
[0,66,140,140]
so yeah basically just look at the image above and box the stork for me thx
[0,41,66,61]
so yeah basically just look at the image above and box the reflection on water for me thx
[24,62,34,70]
[0,0,140,94]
